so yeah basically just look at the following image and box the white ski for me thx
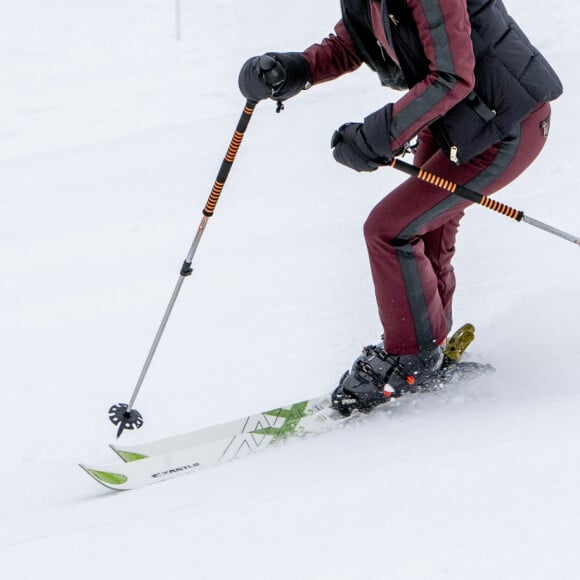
[108,395,331,462]
[80,396,352,491]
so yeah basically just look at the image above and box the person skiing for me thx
[238,0,562,414]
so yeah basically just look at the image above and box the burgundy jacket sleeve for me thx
[388,0,476,152]
[302,20,362,85]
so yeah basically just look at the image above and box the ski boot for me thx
[331,343,444,417]
[331,324,487,417]
[387,346,445,393]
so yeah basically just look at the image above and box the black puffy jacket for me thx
[341,0,563,163]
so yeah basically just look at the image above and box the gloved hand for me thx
[238,53,311,102]
[331,106,395,172]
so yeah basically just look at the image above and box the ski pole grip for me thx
[389,159,524,222]
[203,100,258,217]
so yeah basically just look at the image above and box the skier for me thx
[238,0,562,413]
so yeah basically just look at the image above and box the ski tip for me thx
[109,445,149,463]
[79,463,129,490]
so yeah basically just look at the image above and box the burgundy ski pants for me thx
[364,103,552,355]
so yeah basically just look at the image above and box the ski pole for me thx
[109,99,259,438]
[389,158,580,247]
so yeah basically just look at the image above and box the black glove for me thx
[238,53,311,102]
[331,105,395,172]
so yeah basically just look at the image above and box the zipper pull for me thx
[376,40,386,60]
[389,13,400,26]
[449,146,459,164]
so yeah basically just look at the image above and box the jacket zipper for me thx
[449,146,459,164]
[386,6,459,164]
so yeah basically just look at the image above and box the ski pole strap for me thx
[389,158,523,221]
[389,158,580,247]
[203,99,258,217]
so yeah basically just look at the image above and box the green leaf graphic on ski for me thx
[251,401,310,441]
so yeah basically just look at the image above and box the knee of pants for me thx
[364,210,399,249]
[363,212,413,253]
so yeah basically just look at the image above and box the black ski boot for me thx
[331,343,444,416]
[387,347,445,393]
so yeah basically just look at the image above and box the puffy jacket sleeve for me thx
[389,0,476,152]
[302,20,363,85]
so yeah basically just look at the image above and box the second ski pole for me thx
[389,158,580,247]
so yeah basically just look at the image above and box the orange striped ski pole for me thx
[390,158,580,247]
[109,100,259,438]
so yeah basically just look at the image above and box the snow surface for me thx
[1,0,579,578]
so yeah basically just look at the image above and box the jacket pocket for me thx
[465,91,497,123]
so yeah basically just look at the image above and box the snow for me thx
[1,0,579,577]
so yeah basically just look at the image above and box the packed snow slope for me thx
[1,1,579,578]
